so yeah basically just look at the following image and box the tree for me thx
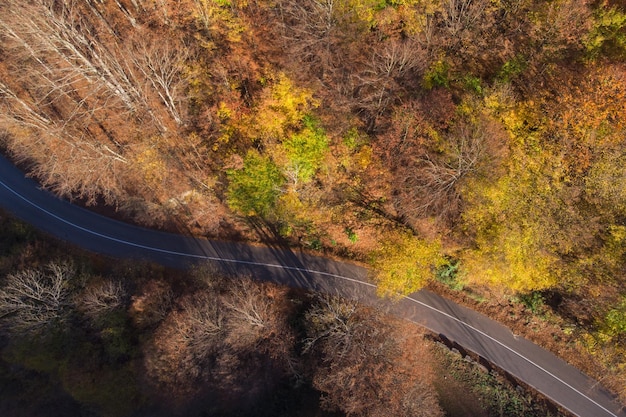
[76,280,126,320]
[274,0,342,76]
[0,0,190,205]
[529,0,591,60]
[127,34,190,126]
[585,4,626,59]
[461,210,562,292]
[601,296,626,341]
[302,294,359,356]
[0,0,146,119]
[0,262,74,333]
[442,0,489,37]
[280,116,329,186]
[395,114,504,223]
[143,291,225,395]
[370,231,445,297]
[459,139,585,292]
[226,150,285,218]
[223,279,283,351]
[223,74,325,219]
[459,65,626,292]
[233,73,318,143]
[304,295,443,417]
[586,148,626,217]
[351,36,429,126]
[144,278,294,400]
[272,0,436,129]
[128,279,173,330]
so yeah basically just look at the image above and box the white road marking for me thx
[0,178,376,287]
[0,177,620,417]
[403,298,619,417]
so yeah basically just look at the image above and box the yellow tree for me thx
[370,231,445,296]
[462,64,626,293]
[460,149,568,293]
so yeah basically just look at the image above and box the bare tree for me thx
[1,1,139,115]
[77,280,126,319]
[303,295,443,417]
[128,35,190,126]
[0,0,192,205]
[352,38,428,126]
[0,0,190,132]
[0,262,74,333]
[275,0,342,75]
[177,292,225,356]
[144,280,295,398]
[302,294,359,355]
[0,80,53,132]
[224,280,272,329]
[393,116,505,223]
[442,0,489,37]
[223,279,287,351]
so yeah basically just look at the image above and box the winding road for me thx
[0,154,624,417]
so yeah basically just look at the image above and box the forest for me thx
[0,210,561,416]
[0,0,625,414]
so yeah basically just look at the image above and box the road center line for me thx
[0,177,619,417]
[403,296,618,417]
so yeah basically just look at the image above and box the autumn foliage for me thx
[0,218,445,417]
[2,0,626,406]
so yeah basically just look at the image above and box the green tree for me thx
[281,116,329,184]
[602,297,626,339]
[226,151,285,217]
[585,5,626,59]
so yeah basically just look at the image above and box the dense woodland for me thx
[1,0,626,412]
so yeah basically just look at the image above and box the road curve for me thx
[0,154,624,417]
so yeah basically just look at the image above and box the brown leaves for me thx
[142,277,293,400]
[304,295,443,417]
[378,100,507,226]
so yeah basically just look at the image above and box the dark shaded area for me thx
[0,360,85,417]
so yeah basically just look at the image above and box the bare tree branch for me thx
[0,262,74,333]
[77,280,126,319]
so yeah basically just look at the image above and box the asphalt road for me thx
[0,154,624,417]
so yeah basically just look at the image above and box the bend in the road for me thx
[0,155,624,417]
